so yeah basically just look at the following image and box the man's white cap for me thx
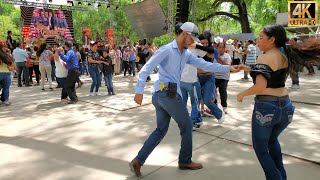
[180,22,200,42]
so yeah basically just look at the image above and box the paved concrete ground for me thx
[0,68,319,180]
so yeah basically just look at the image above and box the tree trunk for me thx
[237,0,251,33]
[198,0,252,33]
[176,0,190,23]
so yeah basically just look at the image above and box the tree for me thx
[0,2,21,41]
[198,0,252,33]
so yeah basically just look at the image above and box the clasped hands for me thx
[230,64,251,72]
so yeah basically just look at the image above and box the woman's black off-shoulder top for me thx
[250,64,288,88]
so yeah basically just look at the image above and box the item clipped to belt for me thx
[160,82,177,98]
[167,82,177,98]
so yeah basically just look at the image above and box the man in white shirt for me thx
[13,42,31,87]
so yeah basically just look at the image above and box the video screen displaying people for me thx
[30,8,72,40]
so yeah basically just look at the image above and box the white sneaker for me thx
[89,92,96,96]
[218,111,225,124]
[290,84,300,89]
[223,107,228,114]
[95,92,100,96]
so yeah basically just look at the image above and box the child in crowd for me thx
[101,49,115,95]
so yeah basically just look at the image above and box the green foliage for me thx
[0,3,21,41]
[73,1,140,45]
[2,0,316,46]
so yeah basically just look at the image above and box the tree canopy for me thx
[1,0,314,46]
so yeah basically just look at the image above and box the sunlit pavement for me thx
[0,68,319,180]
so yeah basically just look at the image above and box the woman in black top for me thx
[237,24,320,180]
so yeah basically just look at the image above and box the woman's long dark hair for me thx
[262,24,320,74]
[199,31,213,47]
[0,44,14,66]
[36,43,47,57]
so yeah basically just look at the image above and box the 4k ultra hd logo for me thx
[288,1,318,26]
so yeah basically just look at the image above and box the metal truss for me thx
[191,0,196,23]
[168,0,174,39]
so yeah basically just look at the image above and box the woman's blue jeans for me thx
[88,65,101,93]
[180,81,202,123]
[136,91,193,165]
[198,75,222,119]
[0,72,11,102]
[252,97,295,180]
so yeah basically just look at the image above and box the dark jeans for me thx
[65,69,80,101]
[56,77,67,99]
[214,79,229,108]
[306,65,315,74]
[232,58,240,65]
[80,61,89,75]
[290,71,299,85]
[28,66,33,83]
[138,64,150,81]
[33,65,40,84]
[103,73,114,93]
[135,62,140,72]
[136,91,192,165]
[252,97,294,180]
[16,62,30,86]
[51,61,56,81]
[123,61,129,76]
[129,61,135,76]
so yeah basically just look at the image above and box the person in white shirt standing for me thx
[233,43,242,65]
[54,48,68,103]
[215,43,232,114]
[181,42,207,129]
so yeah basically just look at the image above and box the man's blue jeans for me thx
[198,75,222,119]
[0,72,11,102]
[136,90,193,165]
[56,77,67,99]
[180,81,202,123]
[51,61,56,81]
[252,97,294,180]
[103,74,114,93]
[88,65,101,93]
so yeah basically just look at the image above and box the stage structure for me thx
[124,0,168,38]
[3,0,121,11]
[5,0,121,48]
